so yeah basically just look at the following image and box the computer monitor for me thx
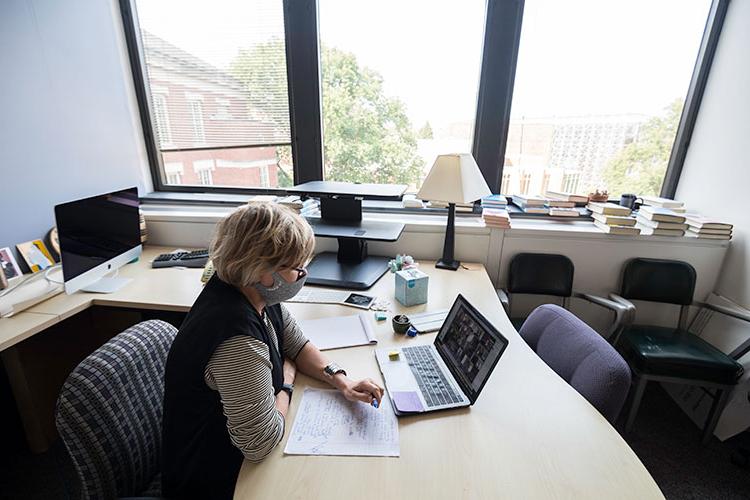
[54,187,142,294]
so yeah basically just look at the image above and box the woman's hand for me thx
[283,359,297,385]
[341,378,384,407]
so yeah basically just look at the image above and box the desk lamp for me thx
[417,153,491,270]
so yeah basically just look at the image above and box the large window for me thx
[122,0,725,200]
[133,0,294,189]
[318,0,485,192]
[503,0,712,198]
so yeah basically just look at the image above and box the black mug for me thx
[620,194,643,211]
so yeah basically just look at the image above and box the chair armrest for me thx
[496,289,510,315]
[574,292,634,345]
[693,301,750,324]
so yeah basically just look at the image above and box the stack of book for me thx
[426,201,475,213]
[641,195,686,213]
[511,195,548,214]
[546,199,580,217]
[482,208,511,229]
[546,190,589,206]
[684,214,733,240]
[635,206,687,236]
[276,195,320,216]
[480,194,508,210]
[587,202,640,235]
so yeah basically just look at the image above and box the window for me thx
[195,160,214,185]
[164,162,184,185]
[520,172,532,195]
[131,0,293,189]
[318,0,485,191]
[504,0,712,198]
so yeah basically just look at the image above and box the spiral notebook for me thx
[297,313,377,350]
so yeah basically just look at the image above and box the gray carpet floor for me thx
[1,384,749,499]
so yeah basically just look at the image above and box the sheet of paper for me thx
[297,313,376,350]
[284,388,399,457]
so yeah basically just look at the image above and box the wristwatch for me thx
[280,383,294,398]
[324,362,347,378]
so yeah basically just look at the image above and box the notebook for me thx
[297,313,377,350]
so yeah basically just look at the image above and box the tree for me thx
[417,121,434,139]
[230,41,423,186]
[601,100,683,197]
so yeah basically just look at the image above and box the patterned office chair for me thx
[497,253,575,330]
[520,304,631,423]
[56,320,177,499]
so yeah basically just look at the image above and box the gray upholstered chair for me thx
[520,304,631,423]
[56,320,177,500]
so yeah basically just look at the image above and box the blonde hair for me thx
[210,202,315,288]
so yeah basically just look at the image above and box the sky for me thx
[136,0,711,132]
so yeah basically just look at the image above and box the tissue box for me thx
[394,269,428,306]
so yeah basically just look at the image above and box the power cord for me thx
[0,263,62,298]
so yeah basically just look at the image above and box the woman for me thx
[162,203,384,500]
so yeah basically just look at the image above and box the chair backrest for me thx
[56,320,177,499]
[520,304,631,423]
[620,258,696,305]
[508,253,574,298]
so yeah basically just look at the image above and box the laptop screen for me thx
[435,295,509,403]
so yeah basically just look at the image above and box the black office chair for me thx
[580,258,744,443]
[497,253,574,330]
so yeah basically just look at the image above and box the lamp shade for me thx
[416,153,491,204]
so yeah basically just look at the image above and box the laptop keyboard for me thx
[402,345,463,408]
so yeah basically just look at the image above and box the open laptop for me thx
[375,294,509,415]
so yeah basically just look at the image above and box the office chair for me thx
[520,304,631,423]
[56,320,177,499]
[497,253,574,330]
[580,258,744,443]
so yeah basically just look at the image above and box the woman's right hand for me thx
[283,359,297,385]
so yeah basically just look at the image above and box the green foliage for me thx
[229,41,423,186]
[417,121,434,139]
[602,100,683,197]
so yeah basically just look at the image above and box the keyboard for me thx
[402,345,463,408]
[152,250,209,269]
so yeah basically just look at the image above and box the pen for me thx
[371,395,379,408]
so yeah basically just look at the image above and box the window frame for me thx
[120,0,727,202]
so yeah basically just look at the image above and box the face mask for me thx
[254,271,306,306]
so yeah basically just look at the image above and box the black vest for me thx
[162,275,284,500]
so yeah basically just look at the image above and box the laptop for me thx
[375,294,509,415]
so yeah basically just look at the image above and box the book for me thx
[587,202,631,216]
[481,195,508,207]
[482,208,511,228]
[687,227,732,236]
[511,195,547,208]
[684,214,733,231]
[635,215,688,231]
[593,221,641,235]
[640,195,684,209]
[548,207,580,217]
[591,213,637,226]
[296,313,377,350]
[545,191,589,204]
[521,206,549,215]
[685,231,732,240]
[637,205,686,223]
[635,223,685,237]
[546,200,576,208]
[427,201,474,212]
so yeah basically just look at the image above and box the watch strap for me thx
[324,362,347,377]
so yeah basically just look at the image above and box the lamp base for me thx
[435,259,460,271]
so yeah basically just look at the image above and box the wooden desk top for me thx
[0,246,662,498]
[235,262,663,499]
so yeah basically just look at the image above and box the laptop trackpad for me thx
[392,391,425,412]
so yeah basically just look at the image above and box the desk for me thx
[0,246,662,498]
[235,263,663,499]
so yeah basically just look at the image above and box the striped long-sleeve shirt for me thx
[204,304,308,462]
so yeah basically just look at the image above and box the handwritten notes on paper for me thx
[284,388,399,457]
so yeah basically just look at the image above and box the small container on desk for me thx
[394,268,428,306]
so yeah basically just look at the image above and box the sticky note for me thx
[392,391,424,413]
[388,350,400,361]
[406,326,418,337]
[375,312,387,321]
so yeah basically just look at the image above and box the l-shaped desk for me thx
[0,246,663,499]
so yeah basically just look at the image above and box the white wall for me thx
[0,0,149,265]
[675,0,750,309]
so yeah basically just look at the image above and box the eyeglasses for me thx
[292,267,307,281]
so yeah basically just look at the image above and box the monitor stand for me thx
[306,240,391,290]
[81,276,132,294]
[299,189,405,290]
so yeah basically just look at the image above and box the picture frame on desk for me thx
[0,246,22,280]
[16,239,55,273]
